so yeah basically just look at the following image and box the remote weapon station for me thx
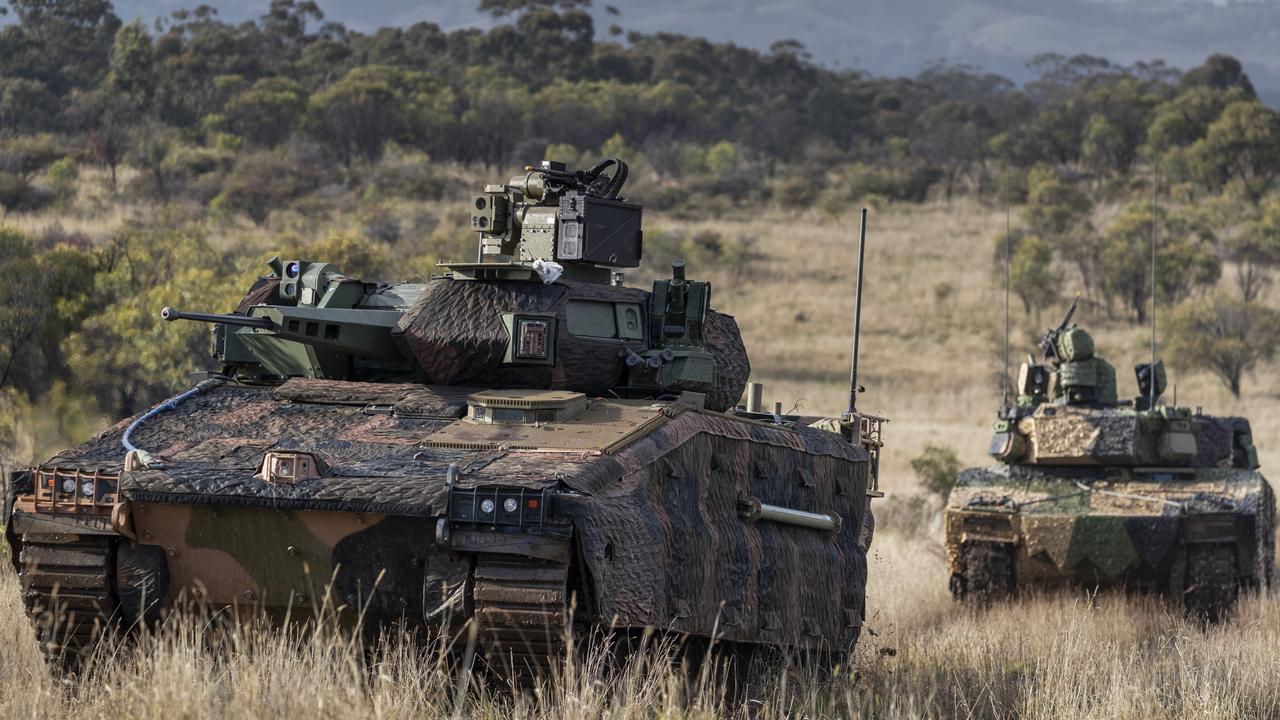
[6,159,886,673]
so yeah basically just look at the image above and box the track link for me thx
[18,536,118,664]
[471,554,570,677]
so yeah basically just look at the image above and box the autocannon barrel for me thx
[161,307,275,330]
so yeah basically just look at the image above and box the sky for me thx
[103,0,1280,103]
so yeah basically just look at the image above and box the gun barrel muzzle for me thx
[161,307,275,330]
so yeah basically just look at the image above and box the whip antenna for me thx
[1150,154,1158,410]
[847,208,869,417]
[1003,161,1012,413]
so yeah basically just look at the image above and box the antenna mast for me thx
[1003,161,1012,413]
[1150,155,1158,410]
[847,208,869,417]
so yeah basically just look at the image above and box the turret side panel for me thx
[395,278,750,412]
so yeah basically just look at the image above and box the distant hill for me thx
[105,0,1280,104]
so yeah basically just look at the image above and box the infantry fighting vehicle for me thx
[945,301,1274,618]
[5,158,885,673]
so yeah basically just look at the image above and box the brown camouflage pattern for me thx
[395,278,750,413]
[7,378,872,649]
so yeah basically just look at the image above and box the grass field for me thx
[3,197,1280,718]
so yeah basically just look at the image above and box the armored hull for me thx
[945,384,1274,617]
[946,460,1274,615]
[7,379,877,669]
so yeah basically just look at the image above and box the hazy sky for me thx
[106,0,1280,102]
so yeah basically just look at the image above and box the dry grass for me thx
[5,197,1280,718]
[3,531,1279,719]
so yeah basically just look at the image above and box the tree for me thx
[1190,193,1280,302]
[1146,86,1243,151]
[995,231,1062,326]
[305,65,452,166]
[61,223,242,415]
[0,227,45,389]
[106,19,156,105]
[127,121,176,198]
[1071,76,1156,177]
[1167,293,1280,397]
[306,66,403,165]
[1234,198,1280,301]
[65,88,132,191]
[1023,166,1095,294]
[911,100,995,200]
[223,77,306,146]
[1180,54,1256,98]
[1187,100,1280,202]
[479,0,592,18]
[3,0,121,93]
[0,78,59,135]
[1097,200,1220,323]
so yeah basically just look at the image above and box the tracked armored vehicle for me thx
[5,159,886,672]
[945,302,1274,618]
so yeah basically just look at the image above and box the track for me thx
[1183,543,1238,621]
[18,536,118,664]
[949,540,1016,602]
[471,554,570,677]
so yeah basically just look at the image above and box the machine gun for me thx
[1038,295,1081,364]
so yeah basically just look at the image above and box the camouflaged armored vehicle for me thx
[945,302,1274,618]
[5,158,885,672]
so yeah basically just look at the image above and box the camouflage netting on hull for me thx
[49,384,606,517]
[558,412,872,646]
[42,379,872,647]
[394,278,750,412]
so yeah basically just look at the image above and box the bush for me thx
[643,227,755,275]
[0,172,51,212]
[775,174,818,210]
[46,157,79,201]
[306,232,392,279]
[212,150,320,225]
[368,153,448,200]
[911,444,961,501]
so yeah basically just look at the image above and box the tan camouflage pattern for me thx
[945,462,1275,590]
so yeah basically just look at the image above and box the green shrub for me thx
[46,157,79,200]
[911,444,961,501]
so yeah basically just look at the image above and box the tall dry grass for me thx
[4,198,1280,718]
[3,529,1279,719]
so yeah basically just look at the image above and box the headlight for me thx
[480,499,496,514]
[61,479,76,494]
[81,481,95,497]
[503,498,519,513]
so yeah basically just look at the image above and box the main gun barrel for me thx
[161,307,275,330]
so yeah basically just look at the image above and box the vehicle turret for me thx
[160,158,749,411]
